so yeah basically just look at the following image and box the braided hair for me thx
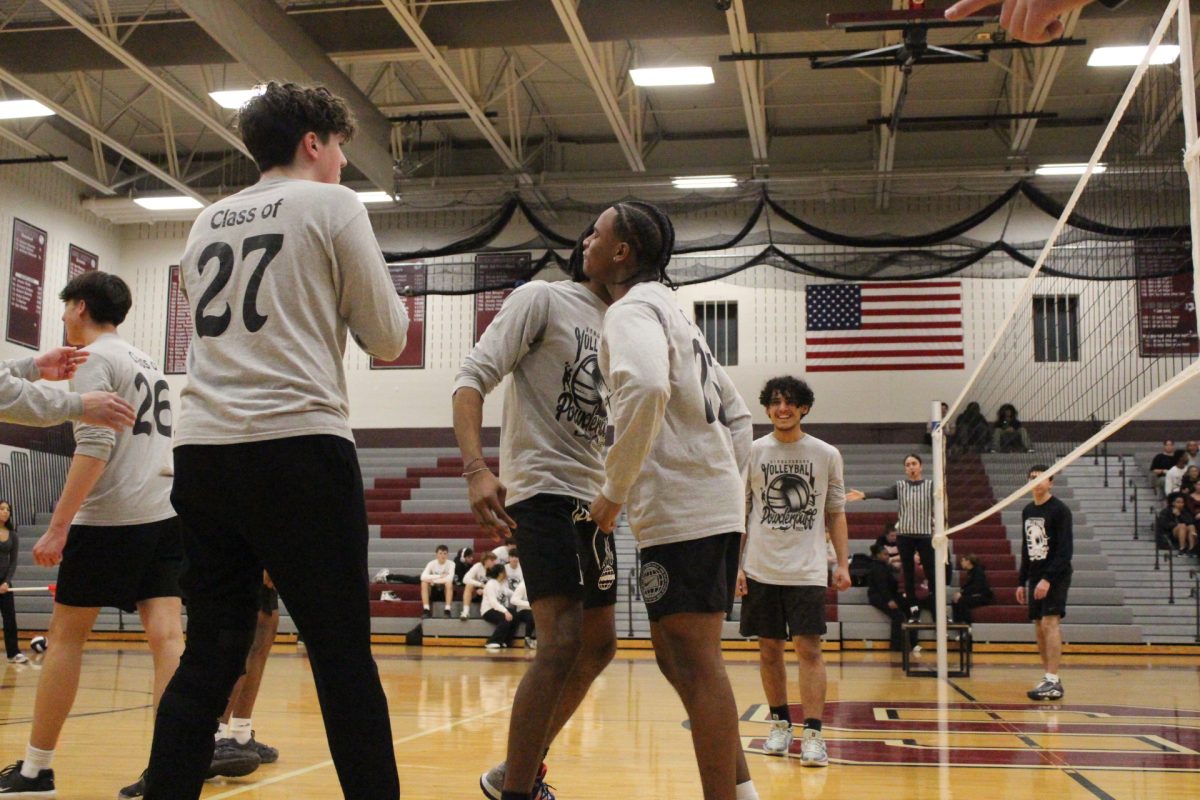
[611,201,676,287]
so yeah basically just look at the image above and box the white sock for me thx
[216,721,230,740]
[1045,672,1059,684]
[735,779,760,800]
[21,744,53,778]
[229,717,252,745]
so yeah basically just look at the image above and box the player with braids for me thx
[587,202,760,800]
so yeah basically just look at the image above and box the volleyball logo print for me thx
[556,326,607,446]
[639,562,669,604]
[759,461,819,530]
[1025,517,1049,561]
[594,531,616,591]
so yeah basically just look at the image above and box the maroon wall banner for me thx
[473,252,531,342]
[6,218,47,349]
[1135,239,1198,357]
[164,265,193,375]
[371,261,426,369]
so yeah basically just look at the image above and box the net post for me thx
[932,400,949,683]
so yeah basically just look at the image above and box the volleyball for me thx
[30,636,47,654]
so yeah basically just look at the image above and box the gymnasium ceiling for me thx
[0,0,1187,222]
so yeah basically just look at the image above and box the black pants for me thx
[483,608,514,645]
[144,436,398,800]
[897,535,950,608]
[514,608,535,638]
[0,592,18,658]
[951,596,990,625]
[870,601,914,651]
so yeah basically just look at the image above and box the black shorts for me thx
[55,517,183,613]
[426,583,451,602]
[639,532,740,623]
[1028,572,1071,620]
[258,585,279,615]
[739,579,826,639]
[510,494,617,609]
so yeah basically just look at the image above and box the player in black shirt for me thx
[1017,465,1073,700]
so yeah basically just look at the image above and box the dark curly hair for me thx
[611,201,675,287]
[758,375,815,410]
[60,270,131,326]
[237,81,357,173]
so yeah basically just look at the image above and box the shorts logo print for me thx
[640,561,669,604]
[594,532,616,591]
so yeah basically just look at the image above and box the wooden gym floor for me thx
[0,643,1196,799]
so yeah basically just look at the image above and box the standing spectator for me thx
[421,545,456,618]
[950,402,991,454]
[991,403,1033,453]
[1149,440,1176,498]
[0,500,26,664]
[453,547,476,587]
[511,580,536,648]
[847,454,949,624]
[1018,465,1074,701]
[951,554,994,625]
[1156,493,1198,556]
[866,544,910,652]
[460,552,497,618]
[1165,452,1190,498]
[481,564,515,650]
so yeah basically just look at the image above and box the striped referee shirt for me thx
[865,479,934,536]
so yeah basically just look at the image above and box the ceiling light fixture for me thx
[0,99,55,120]
[357,191,395,204]
[208,88,265,110]
[1034,163,1107,176]
[630,66,715,87]
[1087,44,1180,67]
[133,196,204,210]
[672,175,738,189]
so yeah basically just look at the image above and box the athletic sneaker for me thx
[243,733,278,764]
[6,654,28,664]
[479,761,549,800]
[379,590,401,603]
[799,727,829,767]
[444,605,452,617]
[906,605,921,624]
[1026,679,1064,701]
[762,718,794,755]
[459,608,470,620]
[484,642,501,651]
[117,769,146,798]
[207,738,262,778]
[0,761,54,795]
[372,568,390,583]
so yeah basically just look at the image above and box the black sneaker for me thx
[244,733,278,765]
[1026,679,1064,701]
[207,738,261,778]
[0,761,55,796]
[906,606,921,624]
[117,769,146,798]
[422,608,432,619]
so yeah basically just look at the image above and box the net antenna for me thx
[931,0,1200,682]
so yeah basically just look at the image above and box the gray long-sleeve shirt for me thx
[175,177,409,446]
[0,358,83,426]
[600,282,752,549]
[454,280,609,506]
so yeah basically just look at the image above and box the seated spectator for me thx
[1156,493,1198,555]
[951,554,994,625]
[874,521,902,573]
[453,546,476,586]
[459,552,498,619]
[923,402,954,447]
[1149,440,1177,497]
[1188,441,1199,468]
[492,536,516,564]
[504,550,523,591]
[866,543,913,652]
[951,401,991,454]
[1165,451,1190,498]
[510,580,536,648]
[420,544,456,618]
[990,403,1033,453]
[1183,466,1200,495]
[481,564,515,650]
[1185,476,1200,520]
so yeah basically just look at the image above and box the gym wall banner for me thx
[164,265,192,375]
[1135,238,1198,357]
[6,218,47,350]
[371,261,426,369]
[474,252,531,342]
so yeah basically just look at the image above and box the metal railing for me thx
[1189,569,1199,643]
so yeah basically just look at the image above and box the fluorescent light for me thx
[133,196,204,210]
[672,175,738,189]
[1088,45,1180,67]
[630,66,714,87]
[208,88,264,110]
[1035,163,1107,177]
[356,191,395,204]
[0,100,55,120]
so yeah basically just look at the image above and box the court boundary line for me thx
[203,703,514,799]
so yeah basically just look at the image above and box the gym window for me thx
[1032,294,1079,363]
[695,301,738,366]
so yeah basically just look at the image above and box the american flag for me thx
[805,281,964,372]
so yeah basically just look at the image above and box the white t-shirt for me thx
[743,433,846,587]
[421,559,454,582]
[463,562,490,588]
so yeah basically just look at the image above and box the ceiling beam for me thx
[38,0,251,161]
[725,0,768,162]
[548,0,644,171]
[0,64,206,201]
[176,0,397,193]
[0,124,115,194]
[1009,8,1082,153]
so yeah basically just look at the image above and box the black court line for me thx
[1066,770,1118,800]
[1018,734,1040,748]
[1135,735,1176,752]
[947,679,977,702]
[0,704,151,727]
